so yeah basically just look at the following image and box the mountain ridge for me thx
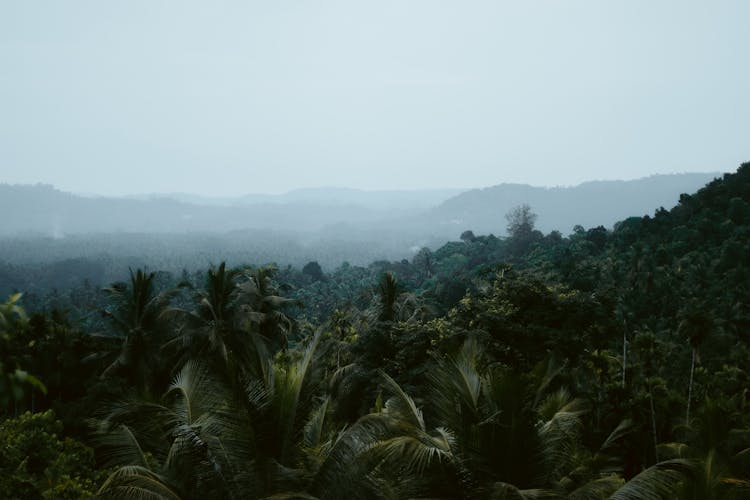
[1,172,723,240]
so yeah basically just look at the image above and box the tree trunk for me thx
[621,323,627,388]
[686,348,696,425]
[648,382,658,462]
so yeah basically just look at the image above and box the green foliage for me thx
[0,410,103,499]
[0,294,47,411]
[4,162,750,498]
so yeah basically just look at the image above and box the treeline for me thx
[1,164,750,498]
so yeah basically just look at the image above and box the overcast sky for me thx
[1,1,748,196]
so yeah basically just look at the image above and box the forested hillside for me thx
[422,172,720,234]
[1,164,749,499]
[0,173,720,298]
[0,175,716,237]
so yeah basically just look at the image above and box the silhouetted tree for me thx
[505,203,537,238]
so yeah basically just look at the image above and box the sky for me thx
[1,1,749,196]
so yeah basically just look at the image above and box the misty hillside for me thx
[1,184,453,236]
[420,172,721,236]
[1,173,720,241]
[126,187,463,211]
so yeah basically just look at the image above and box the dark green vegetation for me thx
[2,164,750,499]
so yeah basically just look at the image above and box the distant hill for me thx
[122,187,463,211]
[0,170,735,295]
[419,172,721,236]
[0,172,724,254]
[0,184,457,236]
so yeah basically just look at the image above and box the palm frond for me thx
[302,397,330,450]
[275,327,324,464]
[599,420,634,452]
[369,430,455,474]
[93,423,151,469]
[165,360,227,425]
[98,465,182,500]
[487,482,558,499]
[609,459,694,500]
[379,370,425,431]
[566,475,623,500]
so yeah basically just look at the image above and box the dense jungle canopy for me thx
[2,163,750,499]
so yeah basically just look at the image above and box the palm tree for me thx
[95,328,329,499]
[94,359,252,499]
[99,269,176,394]
[678,306,713,426]
[424,337,584,496]
[418,336,694,499]
[608,459,695,500]
[375,272,401,322]
[166,263,299,370]
[163,262,251,378]
[280,370,458,499]
[239,265,298,352]
[657,397,750,499]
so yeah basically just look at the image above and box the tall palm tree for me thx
[678,306,713,426]
[375,272,401,322]
[239,265,298,352]
[417,336,693,499]
[94,359,253,499]
[163,262,250,378]
[657,397,750,500]
[424,337,583,496]
[95,328,329,499]
[99,269,176,394]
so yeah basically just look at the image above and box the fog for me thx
[1,2,747,287]
[2,1,748,196]
[0,172,721,276]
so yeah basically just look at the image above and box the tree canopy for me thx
[2,163,750,499]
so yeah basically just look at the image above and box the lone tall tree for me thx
[505,203,537,238]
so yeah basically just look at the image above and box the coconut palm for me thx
[678,306,714,426]
[656,396,750,500]
[275,370,458,500]
[239,265,298,352]
[163,262,255,380]
[416,336,695,499]
[99,269,177,393]
[94,359,250,499]
[423,337,574,496]
[375,272,401,322]
[94,328,329,499]
[607,459,695,500]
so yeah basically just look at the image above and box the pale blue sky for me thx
[1,1,748,196]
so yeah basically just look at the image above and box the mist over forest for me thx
[3,1,750,498]
[4,163,750,499]
[0,172,718,281]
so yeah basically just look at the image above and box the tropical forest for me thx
[1,163,749,499]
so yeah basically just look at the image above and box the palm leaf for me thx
[275,327,324,464]
[94,423,151,469]
[379,370,425,431]
[609,459,693,500]
[98,465,182,500]
[566,475,623,500]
